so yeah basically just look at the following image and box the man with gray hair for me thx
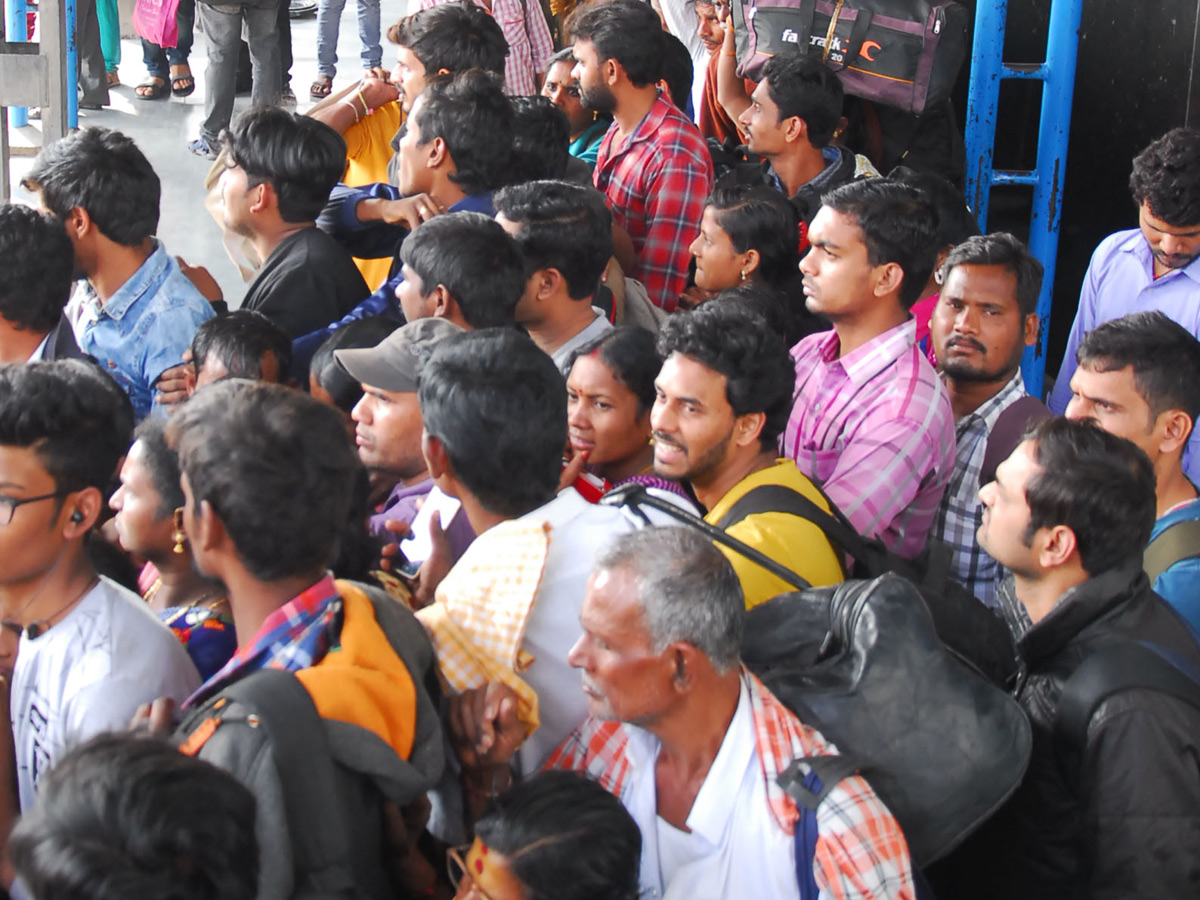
[545,526,915,900]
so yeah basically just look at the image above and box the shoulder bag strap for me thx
[1143,519,1200,583]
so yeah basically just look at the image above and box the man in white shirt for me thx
[545,527,915,900]
[0,362,200,861]
[411,329,677,782]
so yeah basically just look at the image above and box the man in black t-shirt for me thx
[220,109,368,340]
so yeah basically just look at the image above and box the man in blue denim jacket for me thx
[1064,311,1200,633]
[22,128,214,420]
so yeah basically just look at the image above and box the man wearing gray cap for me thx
[335,317,474,559]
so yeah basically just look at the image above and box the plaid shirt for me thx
[185,575,342,708]
[594,94,713,311]
[782,320,956,559]
[417,0,554,96]
[930,371,1027,608]
[547,669,914,900]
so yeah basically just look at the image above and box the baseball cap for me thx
[334,318,463,392]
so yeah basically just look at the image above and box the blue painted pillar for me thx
[5,0,29,126]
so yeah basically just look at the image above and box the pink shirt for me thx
[782,319,956,558]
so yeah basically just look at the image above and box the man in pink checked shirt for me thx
[782,179,956,558]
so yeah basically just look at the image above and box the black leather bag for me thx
[744,575,1031,866]
[604,484,1032,867]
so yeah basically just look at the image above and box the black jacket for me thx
[930,562,1200,899]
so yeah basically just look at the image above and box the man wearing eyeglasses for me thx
[0,361,200,882]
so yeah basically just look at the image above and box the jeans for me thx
[315,0,381,78]
[142,0,196,79]
[196,0,282,142]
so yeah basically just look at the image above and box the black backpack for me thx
[174,582,445,900]
[712,483,1020,687]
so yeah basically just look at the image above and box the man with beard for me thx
[651,302,843,609]
[928,233,1047,606]
[1049,127,1200,483]
[571,0,712,311]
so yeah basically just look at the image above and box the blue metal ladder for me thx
[963,0,1085,398]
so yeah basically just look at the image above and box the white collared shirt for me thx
[624,680,800,900]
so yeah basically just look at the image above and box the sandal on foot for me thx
[188,136,218,160]
[170,65,195,97]
[310,75,333,99]
[106,69,120,87]
[136,77,168,100]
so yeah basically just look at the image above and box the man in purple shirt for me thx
[335,317,473,558]
[782,179,956,557]
[1048,127,1200,482]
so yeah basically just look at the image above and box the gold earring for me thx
[172,507,187,555]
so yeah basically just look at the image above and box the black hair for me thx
[132,416,185,519]
[0,360,133,495]
[509,96,572,184]
[656,301,794,447]
[942,232,1043,317]
[821,178,939,309]
[0,204,75,333]
[761,54,843,148]
[1076,311,1200,427]
[709,282,793,345]
[549,46,576,66]
[660,32,694,113]
[224,108,347,224]
[1129,127,1200,226]
[387,1,508,77]
[168,380,359,582]
[419,329,565,518]
[399,212,525,328]
[493,180,613,301]
[311,317,402,412]
[411,70,513,195]
[190,310,292,383]
[1023,417,1156,576]
[9,733,258,900]
[890,165,980,252]
[567,325,661,416]
[569,0,665,88]
[475,771,641,900]
[22,127,160,246]
[707,183,800,288]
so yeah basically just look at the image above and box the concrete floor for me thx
[5,0,408,306]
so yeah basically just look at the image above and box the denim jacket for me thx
[73,242,214,419]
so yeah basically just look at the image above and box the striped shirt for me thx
[547,669,914,900]
[930,371,1027,607]
[417,0,555,96]
[782,320,956,559]
[594,94,713,311]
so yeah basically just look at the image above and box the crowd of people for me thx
[5,0,1200,896]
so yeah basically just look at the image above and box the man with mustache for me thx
[1048,127,1200,484]
[928,233,1047,606]
[651,301,843,609]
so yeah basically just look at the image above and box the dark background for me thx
[949,0,1200,383]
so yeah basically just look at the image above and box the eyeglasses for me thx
[446,844,497,900]
[0,491,72,527]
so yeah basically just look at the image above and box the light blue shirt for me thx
[1150,497,1200,635]
[1048,228,1200,481]
[73,242,214,420]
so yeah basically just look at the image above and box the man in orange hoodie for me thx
[155,380,443,900]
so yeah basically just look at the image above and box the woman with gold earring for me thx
[109,419,235,682]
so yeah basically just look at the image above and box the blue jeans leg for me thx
[356,0,380,70]
[315,0,347,78]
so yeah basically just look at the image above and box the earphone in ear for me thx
[70,511,83,523]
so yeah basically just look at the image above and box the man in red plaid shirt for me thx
[571,0,713,312]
